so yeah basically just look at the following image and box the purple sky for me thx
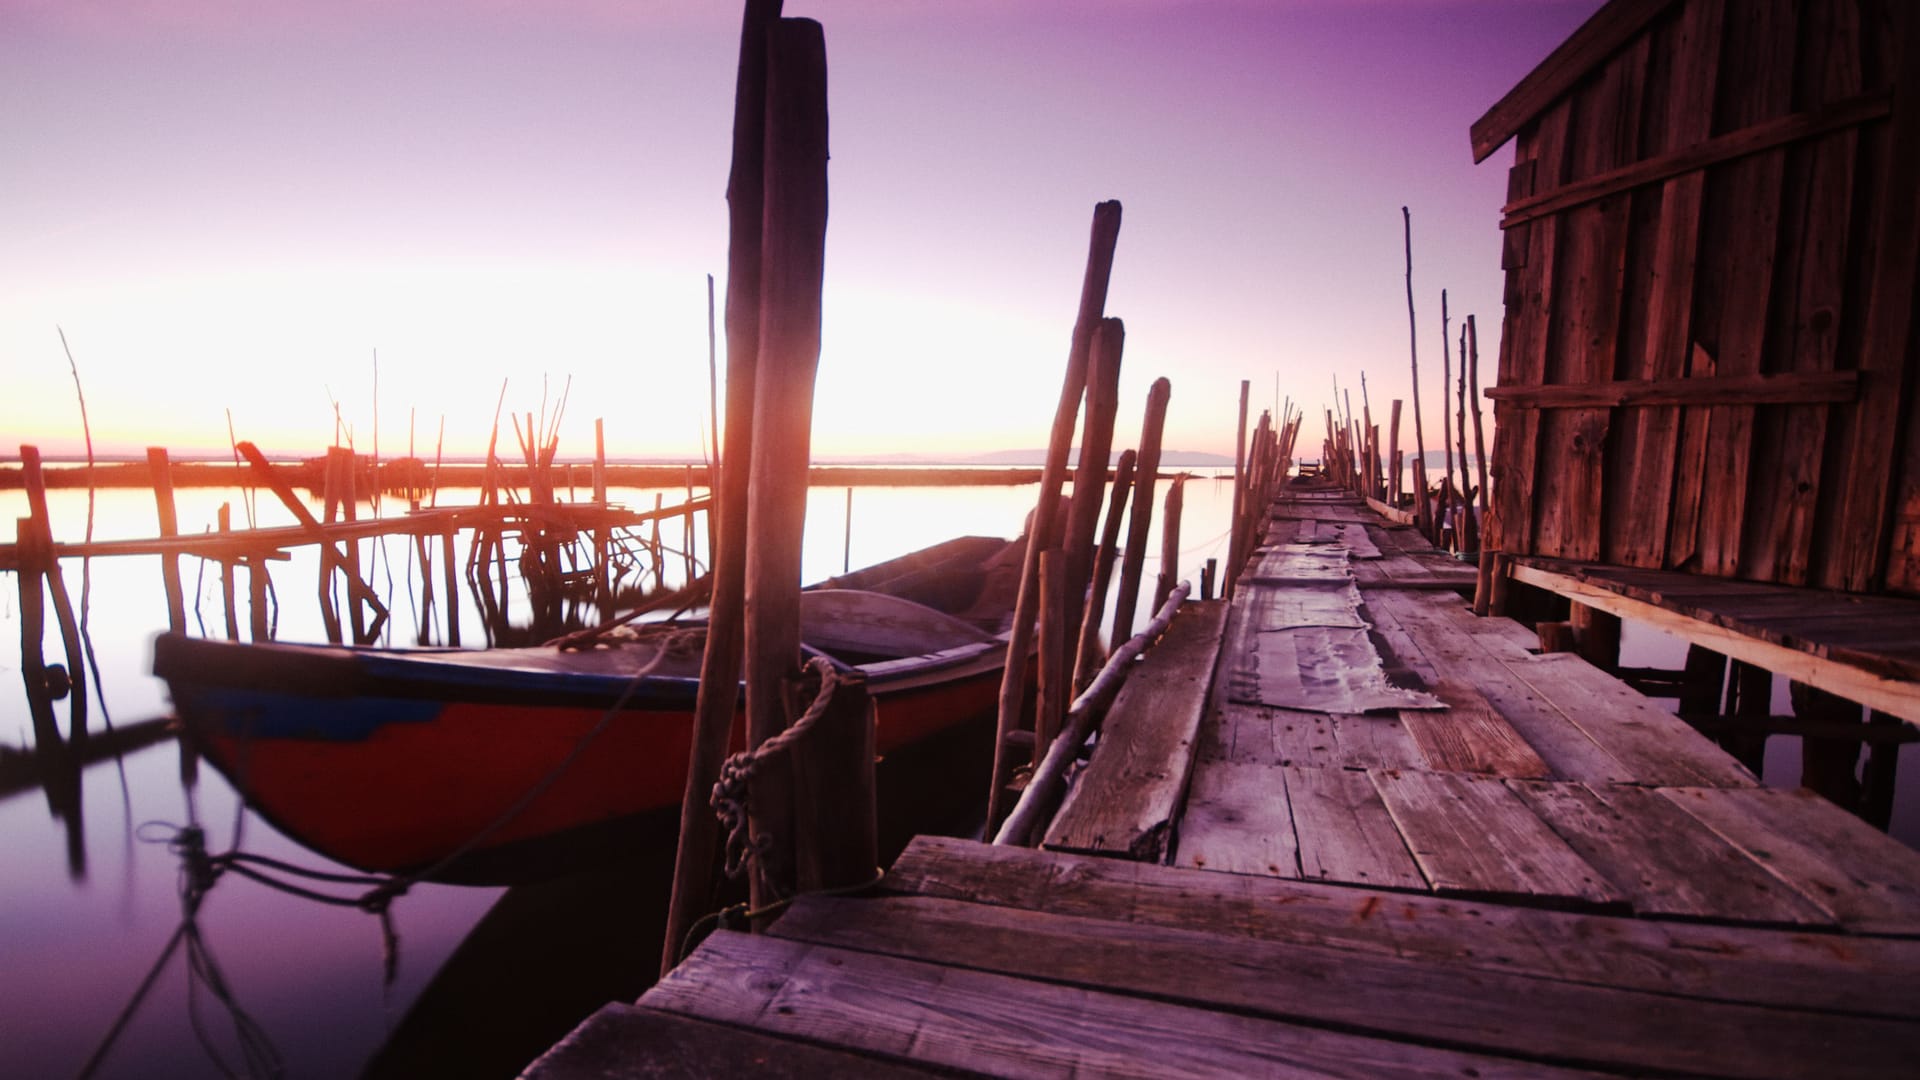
[2,0,1602,461]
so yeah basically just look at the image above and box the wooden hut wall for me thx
[1482,0,1918,595]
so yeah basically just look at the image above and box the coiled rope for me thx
[710,655,840,881]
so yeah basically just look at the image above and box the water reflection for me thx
[1,477,1235,1077]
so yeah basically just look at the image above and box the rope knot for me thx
[709,657,841,880]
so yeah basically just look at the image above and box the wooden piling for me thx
[1228,380,1250,581]
[1468,315,1494,614]
[217,504,239,640]
[1110,378,1171,648]
[594,418,611,611]
[1153,474,1185,613]
[1403,208,1434,541]
[986,199,1123,829]
[1389,399,1403,505]
[1059,318,1126,652]
[248,552,271,641]
[148,447,187,632]
[16,518,62,750]
[662,0,782,979]
[1571,603,1621,671]
[1035,548,1068,763]
[20,446,86,743]
[1072,450,1135,693]
[442,530,460,647]
[789,667,877,895]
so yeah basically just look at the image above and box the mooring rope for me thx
[710,655,840,882]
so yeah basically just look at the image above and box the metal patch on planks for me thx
[1228,549,1444,714]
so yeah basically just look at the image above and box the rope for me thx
[711,656,840,881]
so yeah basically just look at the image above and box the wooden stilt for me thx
[148,447,187,633]
[1035,548,1068,765]
[1153,474,1186,613]
[1071,450,1135,693]
[1059,318,1126,654]
[218,504,239,640]
[1110,378,1171,649]
[1403,208,1434,541]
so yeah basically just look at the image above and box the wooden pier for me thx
[524,481,1920,1078]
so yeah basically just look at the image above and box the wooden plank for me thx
[1197,701,1277,765]
[1500,90,1891,228]
[1491,97,1572,561]
[1266,707,1339,767]
[1327,712,1428,770]
[1372,769,1624,905]
[1172,758,1300,877]
[1231,624,1445,714]
[1365,590,1638,784]
[1606,0,1723,569]
[1692,0,1796,577]
[1470,0,1678,161]
[1740,0,1864,585]
[885,837,1920,1021]
[769,894,1920,1080]
[1510,781,1834,925]
[650,930,1588,1080]
[1662,786,1920,935]
[1510,558,1920,726]
[1533,35,1644,564]
[1501,650,1756,787]
[1399,678,1554,778]
[1043,601,1225,860]
[1283,764,1427,891]
[1484,369,1857,408]
[523,1002,941,1079]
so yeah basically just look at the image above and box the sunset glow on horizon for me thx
[3,0,1603,464]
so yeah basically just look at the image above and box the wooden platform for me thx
[525,487,1920,1079]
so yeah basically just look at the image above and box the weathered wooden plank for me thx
[1740,0,1863,585]
[1282,764,1427,891]
[523,1002,942,1079]
[1173,758,1300,877]
[1841,4,1920,592]
[1328,712,1428,770]
[1510,781,1834,925]
[1532,34,1644,564]
[1246,543,1350,582]
[768,894,1919,1080]
[1491,97,1571,560]
[1470,0,1678,161]
[1692,0,1796,577]
[888,837,1920,1020]
[652,929,1588,1080]
[1485,369,1857,408]
[1663,785,1920,935]
[1197,701,1275,765]
[1044,601,1226,860]
[1372,769,1624,905]
[1509,558,1920,725]
[1266,707,1339,766]
[1501,650,1756,787]
[1606,0,1724,569]
[1400,677,1554,778]
[1366,590,1637,783]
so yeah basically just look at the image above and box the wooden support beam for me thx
[1484,370,1859,409]
[147,447,187,632]
[1510,561,1920,727]
[1109,378,1171,648]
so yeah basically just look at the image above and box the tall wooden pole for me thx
[663,0,782,979]
[1469,314,1496,615]
[1403,207,1433,541]
[1110,377,1171,648]
[1153,474,1186,613]
[985,200,1122,829]
[1456,323,1477,554]
[1440,289,1455,548]
[740,14,829,915]
[1227,380,1250,582]
[1058,318,1125,653]
[1072,449,1135,692]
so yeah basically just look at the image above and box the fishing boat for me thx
[153,535,1022,884]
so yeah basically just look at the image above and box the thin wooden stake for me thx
[1403,207,1433,540]
[1110,377,1171,648]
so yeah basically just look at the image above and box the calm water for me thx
[1,475,1239,1078]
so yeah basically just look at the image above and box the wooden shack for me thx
[1473,0,1916,593]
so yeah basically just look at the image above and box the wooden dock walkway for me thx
[525,483,1920,1079]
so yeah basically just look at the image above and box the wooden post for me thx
[1228,380,1249,585]
[1058,318,1125,653]
[16,518,61,750]
[1034,548,1068,764]
[21,446,87,744]
[1201,557,1216,600]
[1403,207,1433,541]
[1862,710,1901,830]
[1110,377,1171,648]
[842,486,853,574]
[442,530,460,647]
[148,447,187,632]
[1468,315,1493,609]
[651,492,667,587]
[1570,603,1621,671]
[1153,474,1185,613]
[1071,450,1135,693]
[1726,661,1772,776]
[1536,621,1576,653]
[1678,644,1728,721]
[217,504,239,640]
[247,553,271,641]
[685,467,699,583]
[594,418,610,611]
[663,0,780,978]
[790,666,877,894]
[1389,399,1403,505]
[1791,681,1864,811]
[1440,289,1456,549]
[739,13,828,915]
[1455,322,1477,554]
[986,199,1123,829]
[336,446,370,644]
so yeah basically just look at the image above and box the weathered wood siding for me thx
[1481,0,1918,594]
